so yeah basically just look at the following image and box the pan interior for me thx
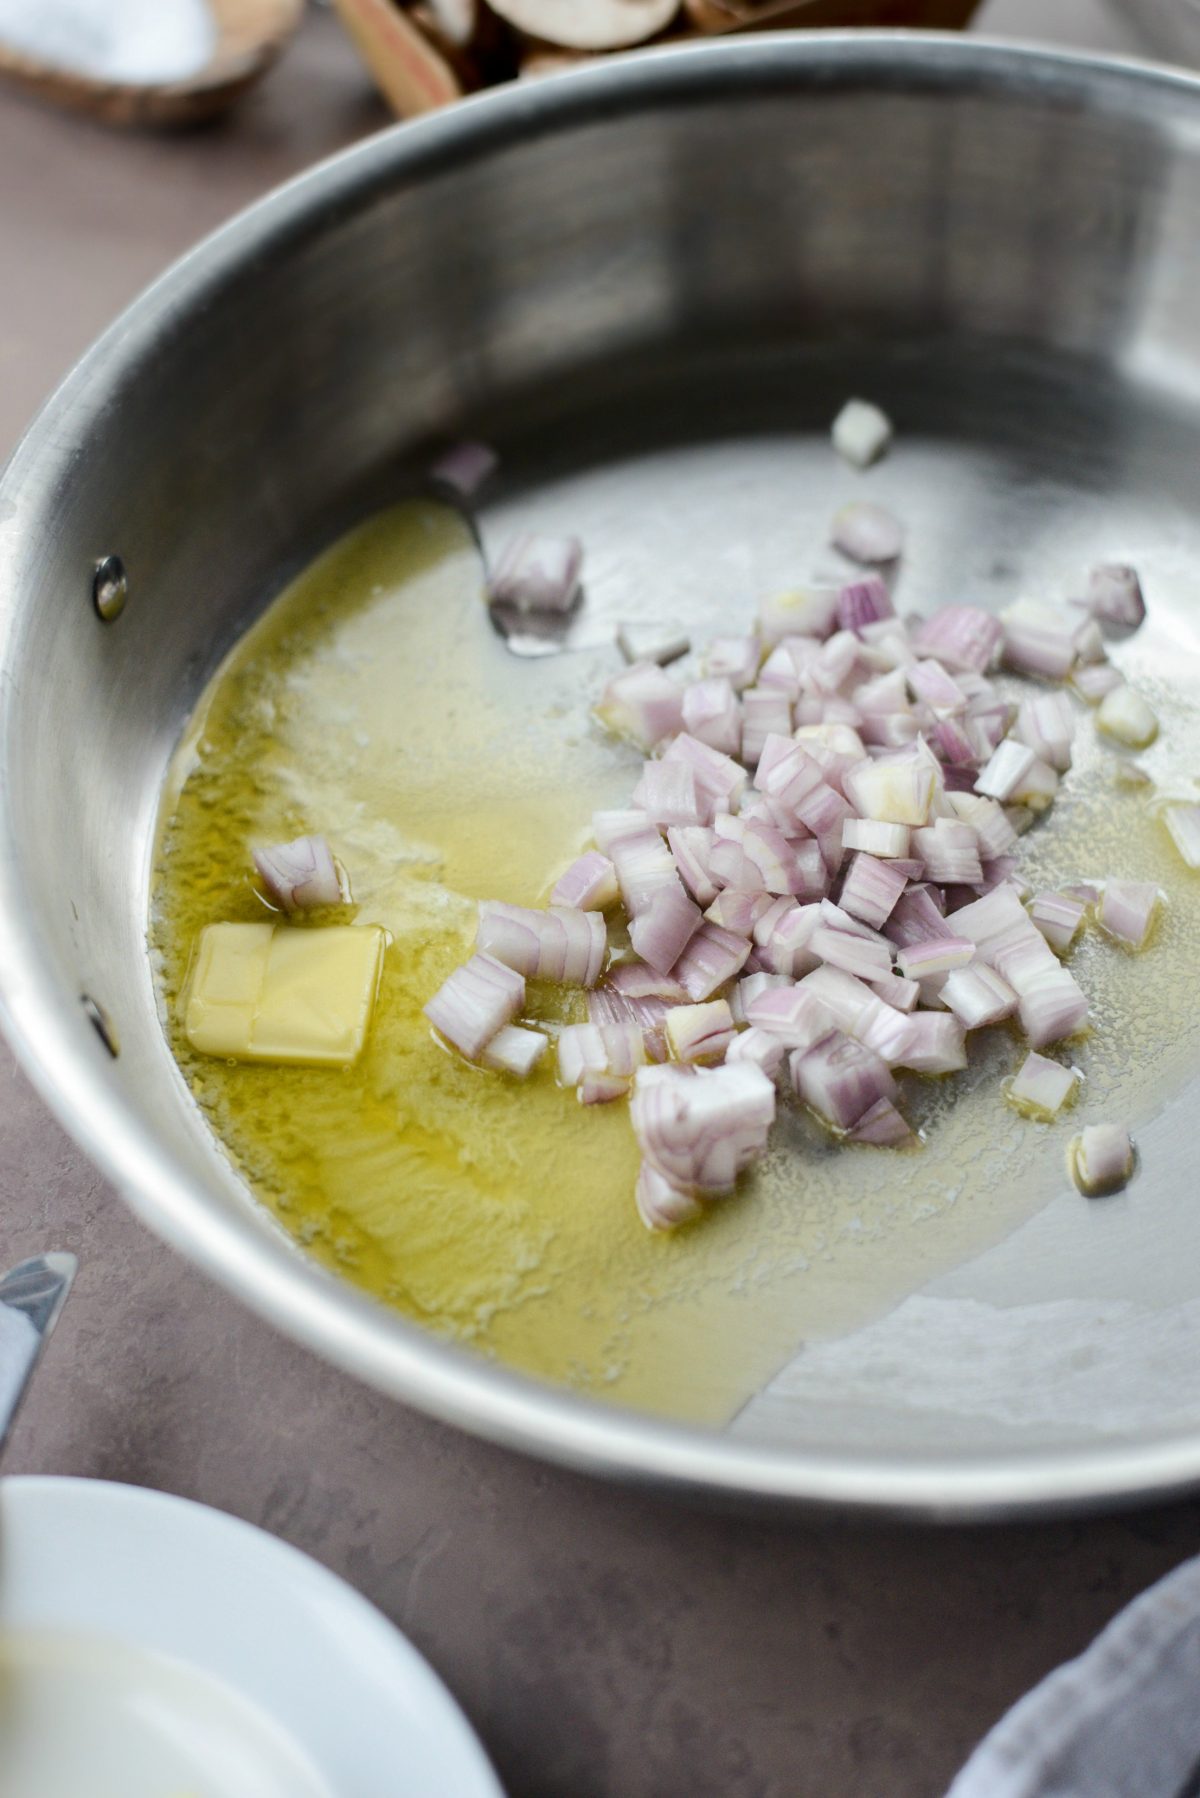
[148,335,1200,1445]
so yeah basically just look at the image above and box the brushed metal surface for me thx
[1114,0,1200,65]
[2,35,1200,1515]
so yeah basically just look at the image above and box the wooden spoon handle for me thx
[333,0,463,113]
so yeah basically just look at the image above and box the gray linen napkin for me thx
[948,1554,1200,1797]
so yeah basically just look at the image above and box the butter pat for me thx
[185,922,385,1066]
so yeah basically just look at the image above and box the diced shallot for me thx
[1007,1050,1079,1119]
[741,687,793,767]
[635,1161,702,1231]
[477,900,606,987]
[681,677,741,758]
[424,954,524,1061]
[896,936,974,980]
[632,758,707,828]
[630,1061,776,1196]
[756,736,824,813]
[588,981,671,1064]
[992,934,1088,1046]
[734,819,803,896]
[594,662,683,751]
[951,884,1033,965]
[671,922,751,1001]
[1072,662,1123,705]
[609,963,688,1005]
[837,573,895,631]
[665,1000,735,1065]
[754,900,823,977]
[591,808,649,854]
[831,503,906,564]
[811,925,892,981]
[892,1012,967,1075]
[705,635,760,690]
[800,966,880,1037]
[818,899,890,946]
[661,733,748,814]
[424,498,1179,1230]
[1010,756,1059,814]
[557,1021,645,1093]
[705,889,774,937]
[429,438,497,497]
[617,620,690,666]
[1162,803,1200,870]
[792,1030,898,1132]
[975,740,1036,803]
[912,820,982,886]
[869,971,920,1013]
[551,850,618,911]
[839,853,909,927]
[667,826,719,908]
[1072,615,1106,666]
[744,983,835,1052]
[941,963,1017,1030]
[1098,879,1159,950]
[848,1097,914,1146]
[842,817,911,859]
[1000,599,1081,679]
[886,884,954,950]
[481,1025,547,1078]
[908,659,967,714]
[1096,684,1159,749]
[488,533,582,612]
[725,1027,787,1076]
[733,972,790,1020]
[253,835,345,913]
[944,792,1017,859]
[856,997,919,1067]
[1028,891,1085,955]
[628,881,702,974]
[610,828,675,913]
[831,398,893,468]
[1068,1123,1135,1197]
[912,607,1002,675]
[708,836,762,893]
[1087,564,1145,631]
[758,587,839,647]
[1014,692,1075,773]
[814,629,861,691]
[843,751,936,827]
[930,716,979,768]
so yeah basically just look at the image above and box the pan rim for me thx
[2,30,1199,1519]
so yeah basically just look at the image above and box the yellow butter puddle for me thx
[150,499,1200,1426]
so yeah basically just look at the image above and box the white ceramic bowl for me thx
[0,1477,503,1798]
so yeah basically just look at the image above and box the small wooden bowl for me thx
[0,0,304,128]
[336,0,984,118]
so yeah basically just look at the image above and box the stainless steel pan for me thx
[4,34,1200,1517]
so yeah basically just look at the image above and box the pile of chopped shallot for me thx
[421,408,1173,1228]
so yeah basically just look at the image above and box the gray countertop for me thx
[3,5,1198,1795]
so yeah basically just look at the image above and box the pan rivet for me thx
[81,995,119,1058]
[93,555,127,623]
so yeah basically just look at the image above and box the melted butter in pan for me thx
[150,500,1200,1425]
